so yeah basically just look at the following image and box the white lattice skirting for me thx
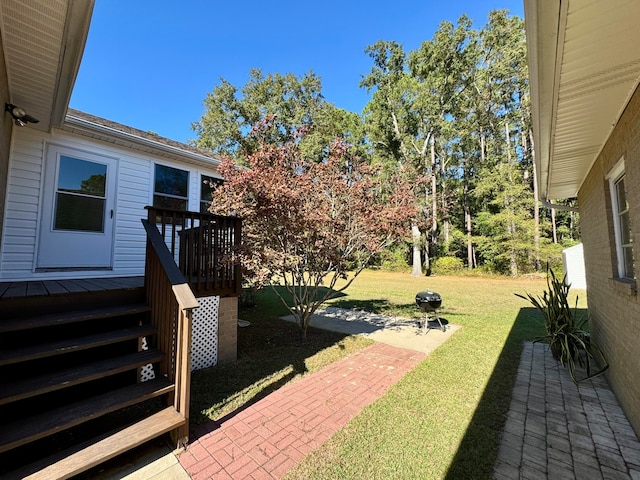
[140,295,220,381]
[191,295,220,370]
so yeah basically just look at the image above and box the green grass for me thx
[282,271,586,480]
[190,270,587,479]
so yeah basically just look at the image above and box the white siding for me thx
[1,128,44,278]
[114,154,152,275]
[0,128,220,281]
[190,169,202,212]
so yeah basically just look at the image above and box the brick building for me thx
[525,0,640,435]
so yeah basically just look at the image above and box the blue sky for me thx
[69,1,524,144]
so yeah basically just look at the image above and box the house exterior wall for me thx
[0,127,221,281]
[0,30,12,248]
[217,296,238,364]
[579,82,640,436]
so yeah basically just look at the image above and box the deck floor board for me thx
[0,277,144,301]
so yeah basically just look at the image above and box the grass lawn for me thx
[190,270,587,479]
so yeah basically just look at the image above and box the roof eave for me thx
[50,0,95,128]
[524,0,563,201]
[62,113,222,168]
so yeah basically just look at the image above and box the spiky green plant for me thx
[516,268,608,384]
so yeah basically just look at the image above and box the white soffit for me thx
[526,0,640,200]
[0,0,93,131]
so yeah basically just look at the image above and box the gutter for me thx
[540,198,579,212]
[50,0,96,128]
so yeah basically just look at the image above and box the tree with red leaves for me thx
[210,119,416,339]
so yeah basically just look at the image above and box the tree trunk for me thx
[464,160,473,270]
[429,136,438,274]
[505,121,518,276]
[411,224,422,276]
[505,122,512,162]
[551,207,558,244]
[570,210,576,240]
[441,179,449,245]
[423,244,431,276]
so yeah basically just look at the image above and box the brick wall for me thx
[217,296,237,364]
[579,82,640,436]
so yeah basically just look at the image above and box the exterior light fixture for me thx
[5,103,39,126]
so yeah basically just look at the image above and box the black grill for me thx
[415,291,442,311]
[415,291,445,332]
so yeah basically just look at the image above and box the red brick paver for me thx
[179,342,424,479]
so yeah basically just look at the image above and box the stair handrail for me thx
[142,218,198,447]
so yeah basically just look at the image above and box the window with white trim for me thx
[608,159,635,280]
[154,164,189,210]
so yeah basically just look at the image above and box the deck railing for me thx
[142,218,199,447]
[145,207,242,297]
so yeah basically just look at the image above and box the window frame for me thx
[607,158,635,280]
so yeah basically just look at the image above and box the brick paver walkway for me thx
[494,342,640,480]
[179,343,425,479]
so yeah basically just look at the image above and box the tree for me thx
[192,68,363,164]
[361,40,432,276]
[210,119,416,338]
[408,16,477,273]
[470,11,536,275]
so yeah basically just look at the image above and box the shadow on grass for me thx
[271,285,348,303]
[443,306,588,479]
[330,298,418,316]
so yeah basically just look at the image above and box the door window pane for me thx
[54,193,105,231]
[58,156,106,195]
[54,156,107,232]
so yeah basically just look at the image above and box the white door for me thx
[37,146,117,269]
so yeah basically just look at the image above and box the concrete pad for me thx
[282,307,460,354]
[82,441,190,480]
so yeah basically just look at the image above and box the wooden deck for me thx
[0,277,144,301]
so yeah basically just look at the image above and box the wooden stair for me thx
[0,289,186,478]
[0,324,157,366]
[2,408,185,480]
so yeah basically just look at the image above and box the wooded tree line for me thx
[193,9,579,277]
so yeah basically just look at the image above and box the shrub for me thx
[539,242,565,274]
[380,245,411,272]
[432,256,464,275]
